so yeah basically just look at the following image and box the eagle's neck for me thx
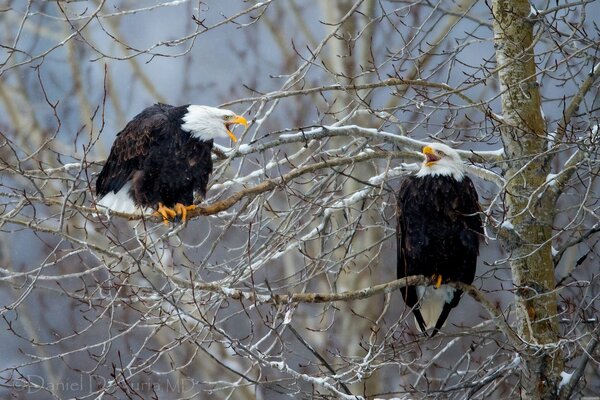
[415,162,465,181]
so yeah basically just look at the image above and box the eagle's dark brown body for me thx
[397,174,483,336]
[96,103,213,211]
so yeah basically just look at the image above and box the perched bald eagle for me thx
[397,143,483,337]
[95,103,247,223]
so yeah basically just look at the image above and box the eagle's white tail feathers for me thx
[97,182,150,215]
[415,285,456,331]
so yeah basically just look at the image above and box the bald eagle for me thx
[397,143,483,337]
[95,103,247,223]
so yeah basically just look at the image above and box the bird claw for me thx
[173,203,196,223]
[152,203,196,224]
[431,274,443,289]
[153,203,177,225]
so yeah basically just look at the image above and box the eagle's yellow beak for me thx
[225,115,248,142]
[422,145,441,166]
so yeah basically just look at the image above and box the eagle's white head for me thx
[415,142,465,181]
[181,105,248,142]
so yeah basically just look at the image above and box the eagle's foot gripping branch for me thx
[174,203,196,223]
[153,203,197,224]
[431,274,443,289]
[153,203,177,225]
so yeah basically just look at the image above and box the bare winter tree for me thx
[0,1,598,399]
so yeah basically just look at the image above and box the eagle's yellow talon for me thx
[430,274,443,288]
[434,274,443,289]
[153,203,177,224]
[174,203,196,223]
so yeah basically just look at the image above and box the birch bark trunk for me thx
[491,1,563,398]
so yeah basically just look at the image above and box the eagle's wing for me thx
[396,177,427,330]
[426,176,482,337]
[96,106,170,197]
[462,176,485,241]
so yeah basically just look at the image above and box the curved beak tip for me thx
[226,129,238,142]
[225,115,248,143]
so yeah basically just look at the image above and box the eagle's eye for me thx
[438,151,446,157]
[224,115,233,121]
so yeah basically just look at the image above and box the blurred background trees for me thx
[0,1,598,398]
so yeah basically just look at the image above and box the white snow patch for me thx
[235,143,252,154]
[164,0,187,6]
[546,173,558,186]
[547,131,557,150]
[529,4,543,18]
[221,287,237,296]
[592,124,599,136]
[271,361,285,371]
[490,113,506,123]
[212,143,231,153]
[301,376,331,386]
[501,220,514,230]
[510,354,521,367]
[283,308,294,325]
[485,147,505,156]
[241,292,252,300]
[62,162,82,171]
[559,371,573,389]
[255,294,271,303]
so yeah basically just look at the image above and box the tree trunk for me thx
[492,1,563,398]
